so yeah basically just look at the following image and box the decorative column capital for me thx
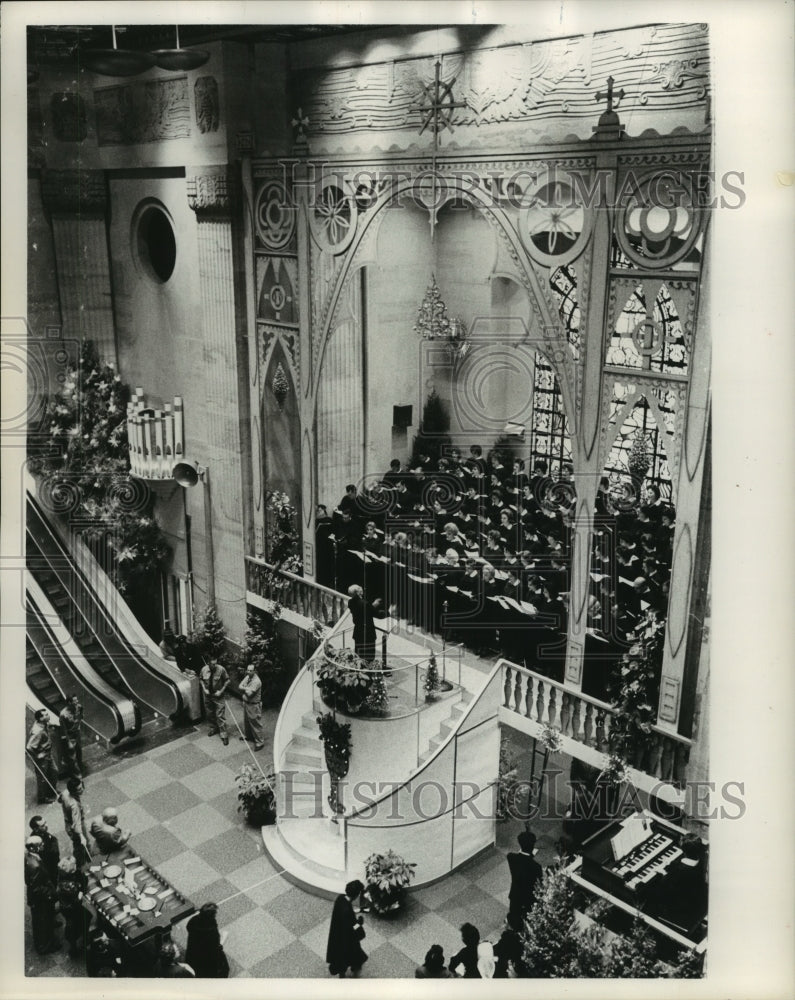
[41,169,107,215]
[187,172,233,217]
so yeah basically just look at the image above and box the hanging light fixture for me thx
[81,25,156,77]
[151,25,209,71]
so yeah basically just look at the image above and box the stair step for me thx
[262,822,346,899]
[291,727,321,749]
[285,747,323,767]
[460,690,473,703]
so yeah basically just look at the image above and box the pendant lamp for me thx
[151,25,209,71]
[81,25,156,77]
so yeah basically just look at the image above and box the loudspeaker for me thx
[393,405,412,429]
[172,460,200,488]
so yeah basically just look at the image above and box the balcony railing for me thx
[500,661,691,789]
[247,558,692,789]
[245,556,347,625]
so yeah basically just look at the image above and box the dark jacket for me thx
[326,893,367,975]
[507,850,543,910]
[185,912,229,978]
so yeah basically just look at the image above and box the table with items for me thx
[83,847,194,948]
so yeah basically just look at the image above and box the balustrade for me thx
[500,661,691,788]
[245,556,347,624]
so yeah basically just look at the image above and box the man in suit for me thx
[26,710,58,805]
[28,816,60,886]
[506,830,543,926]
[58,694,84,780]
[25,836,59,954]
[89,808,131,854]
[200,658,230,745]
[347,585,383,662]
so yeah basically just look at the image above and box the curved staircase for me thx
[262,615,501,897]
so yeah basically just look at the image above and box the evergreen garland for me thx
[316,712,352,779]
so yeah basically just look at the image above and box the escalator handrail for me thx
[26,496,184,719]
[26,579,140,742]
[33,490,196,717]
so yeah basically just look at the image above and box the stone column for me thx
[40,169,116,364]
[564,153,616,689]
[657,251,711,737]
[186,169,247,634]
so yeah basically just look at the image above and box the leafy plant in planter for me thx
[363,850,417,914]
[316,644,371,714]
[236,763,277,827]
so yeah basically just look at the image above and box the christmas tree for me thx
[423,654,441,700]
[364,667,390,716]
[522,860,578,976]
[194,603,228,662]
[30,339,171,596]
[240,608,290,707]
[414,274,452,340]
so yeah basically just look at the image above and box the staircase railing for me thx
[245,556,347,625]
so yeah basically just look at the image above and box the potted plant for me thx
[316,645,371,714]
[363,850,417,915]
[236,763,277,827]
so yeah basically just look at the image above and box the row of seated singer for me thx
[314,454,675,694]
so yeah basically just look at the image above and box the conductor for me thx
[347,585,383,662]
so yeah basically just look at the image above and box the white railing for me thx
[126,390,185,480]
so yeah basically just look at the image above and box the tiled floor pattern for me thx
[25,708,562,979]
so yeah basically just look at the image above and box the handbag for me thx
[354,920,366,941]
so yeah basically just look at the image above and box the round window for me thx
[136,204,176,283]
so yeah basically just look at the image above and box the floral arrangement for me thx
[235,763,277,827]
[363,850,416,914]
[607,612,664,765]
[414,274,452,340]
[423,654,440,701]
[540,725,563,754]
[264,489,302,576]
[600,753,629,788]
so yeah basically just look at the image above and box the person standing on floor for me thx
[58,694,84,779]
[26,710,58,804]
[56,856,88,959]
[200,658,230,745]
[59,777,92,867]
[89,807,131,854]
[25,836,59,955]
[449,922,482,978]
[185,902,230,978]
[326,880,368,978]
[28,816,60,885]
[506,830,543,927]
[238,663,265,750]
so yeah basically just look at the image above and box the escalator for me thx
[26,575,139,743]
[26,492,194,723]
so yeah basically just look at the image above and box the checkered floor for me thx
[25,706,563,979]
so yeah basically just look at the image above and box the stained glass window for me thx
[549,264,581,362]
[603,396,673,499]
[530,352,572,477]
[606,283,689,375]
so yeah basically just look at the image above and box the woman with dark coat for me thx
[449,922,482,978]
[326,880,367,978]
[185,902,230,978]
